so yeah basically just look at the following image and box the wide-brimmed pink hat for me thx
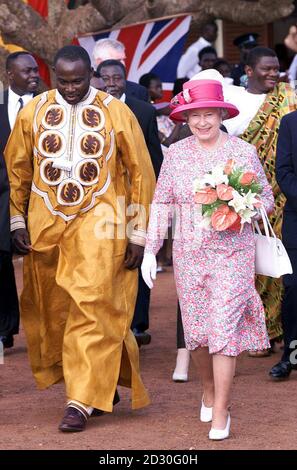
[170,79,239,122]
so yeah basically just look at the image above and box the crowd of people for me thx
[1,21,297,440]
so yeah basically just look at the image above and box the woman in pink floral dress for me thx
[141,78,274,440]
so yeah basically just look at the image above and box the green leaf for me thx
[202,200,226,216]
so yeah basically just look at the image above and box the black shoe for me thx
[91,389,120,417]
[269,360,292,380]
[132,329,151,347]
[0,335,14,349]
[59,406,88,432]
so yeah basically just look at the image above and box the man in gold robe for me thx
[5,45,155,432]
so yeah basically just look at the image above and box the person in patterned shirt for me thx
[224,47,297,357]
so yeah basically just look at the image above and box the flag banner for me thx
[78,15,192,102]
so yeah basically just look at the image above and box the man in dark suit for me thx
[0,51,40,155]
[125,80,148,102]
[97,59,163,345]
[0,151,19,349]
[92,38,149,102]
[0,51,39,348]
[270,111,297,379]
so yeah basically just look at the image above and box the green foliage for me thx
[227,167,262,195]
[202,200,225,217]
[197,163,263,219]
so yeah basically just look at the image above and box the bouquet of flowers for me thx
[193,159,262,232]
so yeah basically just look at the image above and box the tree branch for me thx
[90,0,141,25]
[57,4,106,43]
[47,0,68,29]
[0,0,45,35]
[111,0,294,28]
[206,0,295,25]
[0,0,105,64]
[0,0,56,61]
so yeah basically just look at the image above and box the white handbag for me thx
[254,207,293,278]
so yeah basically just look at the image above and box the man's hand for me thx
[124,243,144,270]
[12,228,32,255]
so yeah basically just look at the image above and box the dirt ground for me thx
[1,258,297,450]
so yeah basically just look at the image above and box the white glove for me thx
[141,253,157,289]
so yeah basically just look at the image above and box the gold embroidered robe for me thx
[5,87,155,411]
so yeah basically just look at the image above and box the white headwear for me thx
[191,68,244,108]
[191,69,225,85]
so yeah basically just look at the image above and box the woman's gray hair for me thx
[220,108,229,120]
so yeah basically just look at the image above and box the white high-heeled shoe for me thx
[172,348,190,382]
[208,413,231,440]
[172,371,188,382]
[200,398,213,422]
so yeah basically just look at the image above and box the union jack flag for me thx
[77,16,192,102]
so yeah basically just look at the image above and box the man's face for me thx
[94,47,126,67]
[200,53,218,70]
[149,78,163,101]
[99,65,126,99]
[247,56,280,93]
[7,54,39,95]
[203,25,218,43]
[216,63,232,78]
[54,58,92,105]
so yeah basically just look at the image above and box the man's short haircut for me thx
[6,51,33,71]
[54,45,91,69]
[198,46,217,62]
[97,59,126,77]
[93,38,125,60]
[246,46,277,69]
[213,58,231,69]
[139,72,160,88]
[202,21,218,32]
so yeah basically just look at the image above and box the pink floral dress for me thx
[145,135,274,355]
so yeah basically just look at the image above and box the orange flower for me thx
[224,159,236,175]
[211,205,239,231]
[240,172,257,185]
[228,214,242,232]
[195,187,217,204]
[216,184,234,201]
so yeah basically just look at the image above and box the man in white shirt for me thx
[0,51,40,155]
[0,51,39,350]
[177,21,218,79]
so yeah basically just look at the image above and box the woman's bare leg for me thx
[212,354,236,429]
[191,347,214,406]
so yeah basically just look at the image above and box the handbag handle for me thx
[253,207,277,241]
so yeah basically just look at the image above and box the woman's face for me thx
[186,108,222,142]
